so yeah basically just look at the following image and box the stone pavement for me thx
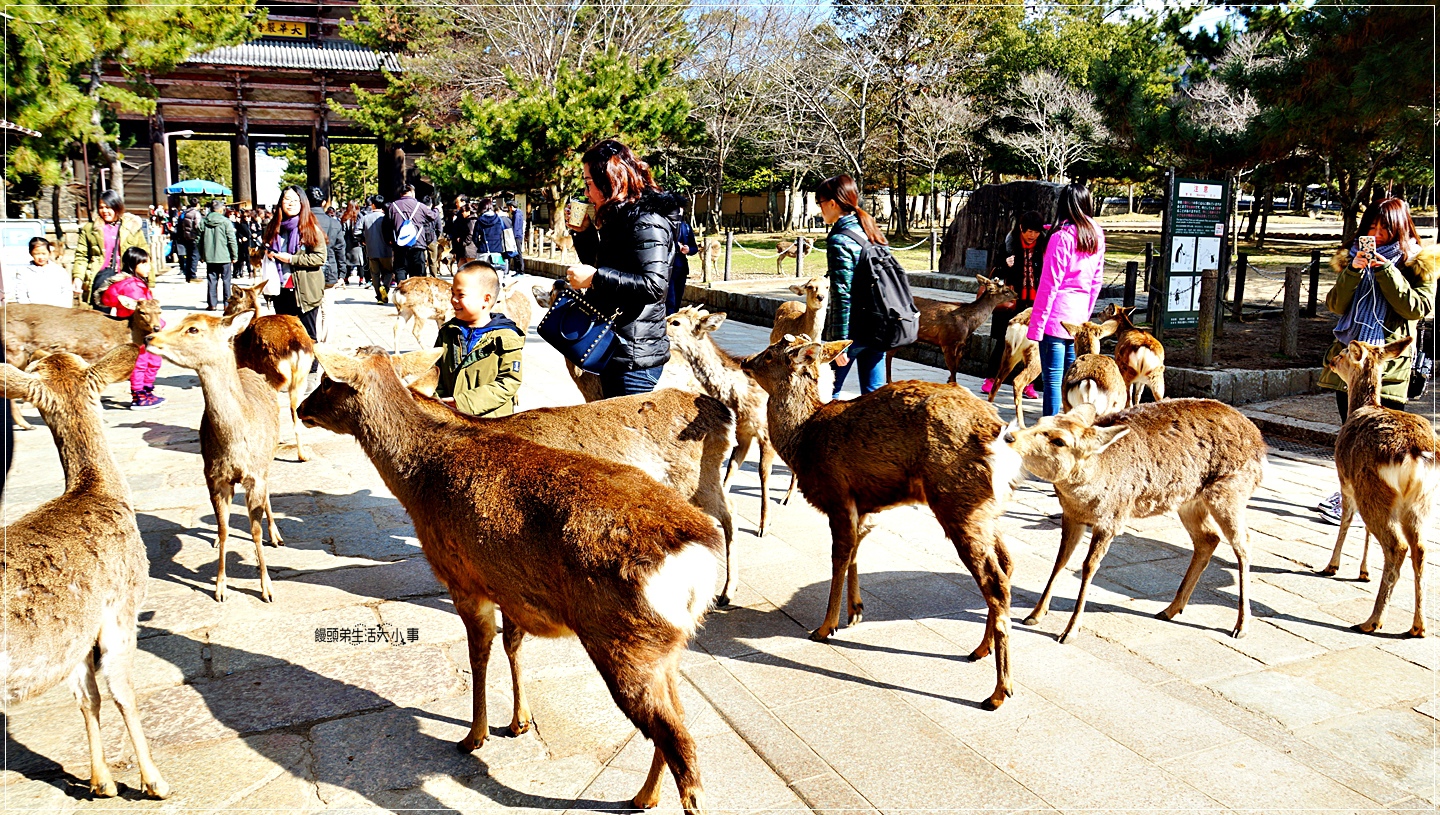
[1244,391,1440,448]
[3,266,1436,813]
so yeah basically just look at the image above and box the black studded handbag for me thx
[537,282,622,375]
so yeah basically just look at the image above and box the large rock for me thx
[939,181,1065,275]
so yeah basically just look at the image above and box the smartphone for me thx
[1357,235,1377,261]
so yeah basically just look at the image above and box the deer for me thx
[741,335,1022,710]
[4,300,163,430]
[987,308,1042,428]
[770,276,829,344]
[887,276,1017,385]
[532,280,606,402]
[1,345,171,800]
[298,347,720,812]
[1327,337,1438,636]
[699,236,723,281]
[547,224,576,261]
[224,281,315,461]
[497,279,534,330]
[1059,318,1126,415]
[392,276,454,352]
[667,306,795,533]
[1006,399,1266,643]
[774,237,814,275]
[146,311,283,603]
[1096,305,1165,406]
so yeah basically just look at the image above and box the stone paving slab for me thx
[4,265,1436,812]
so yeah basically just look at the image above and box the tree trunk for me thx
[88,57,124,199]
[1257,190,1272,250]
[51,184,63,249]
[894,166,910,239]
[1243,182,1262,239]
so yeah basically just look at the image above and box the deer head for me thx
[1060,320,1120,355]
[299,345,444,438]
[975,275,1019,304]
[1,345,139,420]
[146,311,253,370]
[1097,304,1140,329]
[665,306,728,354]
[787,277,827,309]
[1003,403,1131,484]
[225,281,265,317]
[1331,336,1413,390]
[741,334,850,396]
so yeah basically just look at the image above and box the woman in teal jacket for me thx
[817,174,889,398]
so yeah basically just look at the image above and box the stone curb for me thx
[1240,407,1340,448]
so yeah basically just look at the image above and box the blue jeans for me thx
[600,362,664,399]
[1039,335,1076,417]
[832,342,885,398]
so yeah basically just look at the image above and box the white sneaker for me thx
[1318,492,1343,525]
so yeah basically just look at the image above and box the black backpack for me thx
[838,228,919,351]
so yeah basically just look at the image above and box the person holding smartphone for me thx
[1315,196,1438,524]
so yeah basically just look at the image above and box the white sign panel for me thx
[1171,236,1197,273]
[1178,182,1224,200]
[1195,237,1222,272]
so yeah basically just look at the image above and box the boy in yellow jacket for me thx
[435,261,524,416]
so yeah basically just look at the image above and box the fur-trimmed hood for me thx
[1330,242,1440,283]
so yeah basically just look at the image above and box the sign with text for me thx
[1160,175,1230,329]
[259,19,309,38]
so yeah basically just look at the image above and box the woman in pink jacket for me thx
[1027,183,1106,416]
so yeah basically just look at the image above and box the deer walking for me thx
[774,237,814,275]
[742,335,1022,710]
[887,276,1017,384]
[1,345,171,799]
[1007,400,1265,642]
[987,308,1042,428]
[1328,337,1438,636]
[299,347,719,811]
[1059,318,1126,415]
[392,276,453,352]
[1096,305,1165,405]
[225,281,315,461]
[147,311,283,602]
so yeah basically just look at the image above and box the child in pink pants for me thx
[100,247,165,410]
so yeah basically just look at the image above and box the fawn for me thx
[225,281,315,461]
[1096,305,1165,405]
[987,308,1042,428]
[770,276,829,344]
[1059,319,1126,415]
[392,276,453,352]
[667,306,793,533]
[1328,337,1438,636]
[889,276,1018,384]
[1007,399,1265,642]
[742,335,1022,710]
[1,345,170,799]
[147,311,283,603]
[5,300,163,430]
[299,347,719,811]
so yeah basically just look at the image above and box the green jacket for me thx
[287,239,328,313]
[73,213,150,300]
[1319,244,1440,403]
[200,211,238,264]
[434,316,525,417]
[824,213,864,341]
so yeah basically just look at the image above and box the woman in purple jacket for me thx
[1027,184,1107,417]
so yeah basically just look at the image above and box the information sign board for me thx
[1160,176,1230,329]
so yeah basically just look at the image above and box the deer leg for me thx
[1025,513,1085,625]
[756,439,775,537]
[243,478,275,603]
[290,361,309,461]
[885,350,894,383]
[1406,519,1426,637]
[1150,367,1166,400]
[944,344,960,385]
[1204,492,1252,638]
[211,481,233,602]
[782,472,798,506]
[812,504,860,641]
[610,653,703,813]
[1358,525,1407,633]
[1159,499,1222,624]
[1058,526,1116,644]
[392,313,404,353]
[1359,529,1372,582]
[98,620,170,799]
[846,514,872,627]
[502,617,532,735]
[455,594,498,752]
[946,516,1014,709]
[68,654,117,798]
[1323,491,1354,576]
[711,484,739,607]
[10,398,33,431]
[722,431,755,489]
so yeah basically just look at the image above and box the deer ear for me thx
[116,294,139,311]
[0,363,38,401]
[976,274,992,286]
[1097,320,1119,338]
[1060,321,1083,337]
[87,343,142,390]
[1091,425,1131,455]
[407,365,440,396]
[788,283,807,295]
[1069,403,1099,425]
[700,312,727,332]
[395,348,444,381]
[820,340,851,363]
[1381,335,1414,361]
[313,344,363,384]
[794,342,824,368]
[220,310,254,339]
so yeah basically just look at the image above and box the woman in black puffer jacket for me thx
[566,139,680,398]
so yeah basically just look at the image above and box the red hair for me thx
[1358,197,1422,264]
[815,174,887,245]
[581,139,659,228]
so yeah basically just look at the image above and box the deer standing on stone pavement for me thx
[225,281,315,461]
[987,308,1042,428]
[1059,318,1126,415]
[888,276,1017,384]
[1096,304,1166,406]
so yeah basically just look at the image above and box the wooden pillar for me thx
[232,114,253,206]
[149,114,169,206]
[308,116,330,199]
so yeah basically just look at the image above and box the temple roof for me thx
[185,38,400,73]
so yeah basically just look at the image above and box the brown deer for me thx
[741,335,1023,710]
[700,236,723,281]
[146,311,283,603]
[1096,305,1165,406]
[987,308,1042,428]
[497,279,534,330]
[532,280,605,402]
[774,236,814,275]
[392,276,453,352]
[1007,399,1265,642]
[224,281,315,461]
[4,301,163,430]
[887,276,1018,384]
[298,347,719,811]
[770,276,829,344]
[1328,337,1438,636]
[1,345,171,799]
[667,306,792,533]
[1059,319,1126,415]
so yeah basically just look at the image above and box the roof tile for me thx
[186,39,401,72]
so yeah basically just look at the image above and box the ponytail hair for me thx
[1055,183,1099,255]
[815,174,887,246]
